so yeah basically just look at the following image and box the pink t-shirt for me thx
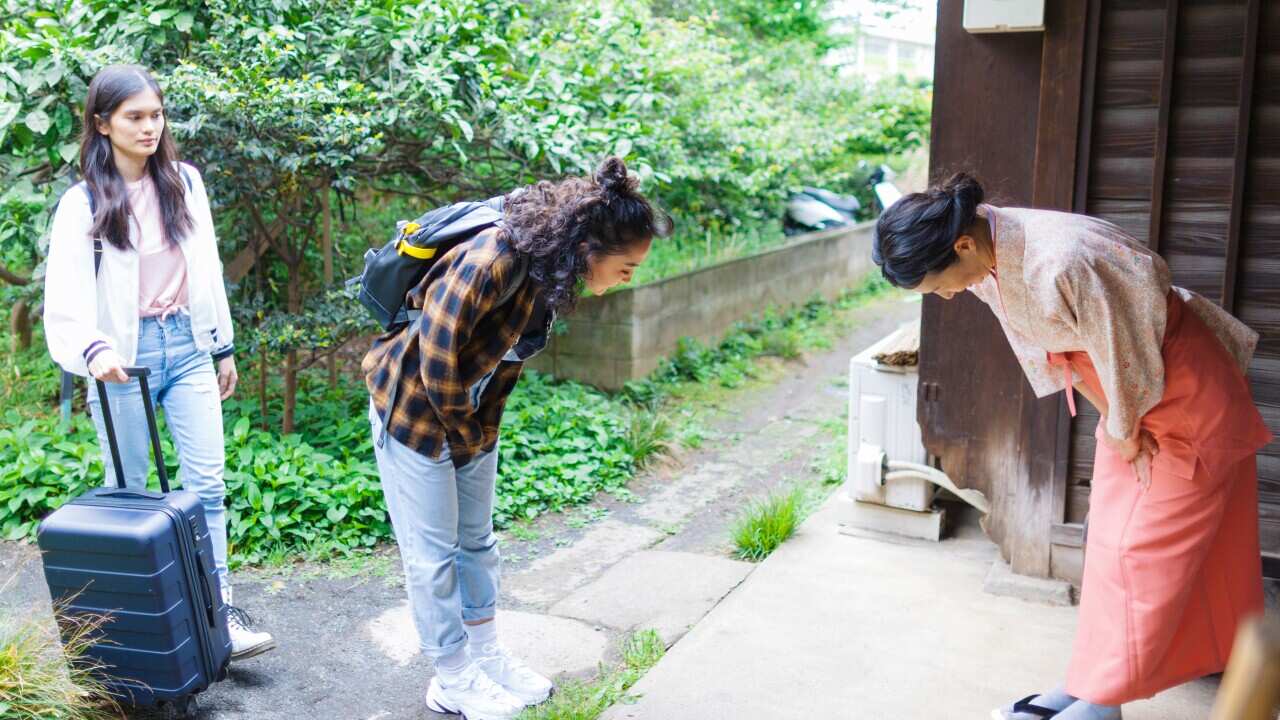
[128,176,188,318]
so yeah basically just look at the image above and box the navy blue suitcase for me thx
[37,367,231,719]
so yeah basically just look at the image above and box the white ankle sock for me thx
[1057,700,1121,720]
[467,619,498,650]
[436,645,471,678]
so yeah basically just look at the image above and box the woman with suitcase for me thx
[364,156,671,719]
[43,64,275,661]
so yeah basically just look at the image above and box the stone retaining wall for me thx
[527,222,877,389]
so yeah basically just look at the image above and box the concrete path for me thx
[0,294,923,719]
[602,497,1226,720]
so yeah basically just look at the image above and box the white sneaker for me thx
[226,605,277,661]
[426,662,525,720]
[474,643,553,706]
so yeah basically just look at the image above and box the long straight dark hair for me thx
[80,64,193,250]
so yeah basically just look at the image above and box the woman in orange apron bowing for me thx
[872,173,1271,720]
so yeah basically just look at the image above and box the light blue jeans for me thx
[369,400,501,658]
[87,312,229,582]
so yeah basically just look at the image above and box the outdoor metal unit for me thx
[847,329,934,511]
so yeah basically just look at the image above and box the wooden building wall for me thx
[922,0,1280,583]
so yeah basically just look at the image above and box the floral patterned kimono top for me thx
[967,204,1259,443]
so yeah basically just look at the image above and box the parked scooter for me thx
[867,164,903,214]
[783,187,861,236]
[782,165,903,236]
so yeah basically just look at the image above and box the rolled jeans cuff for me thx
[420,633,469,660]
[462,604,497,623]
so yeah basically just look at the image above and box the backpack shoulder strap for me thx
[78,182,103,277]
[80,167,192,278]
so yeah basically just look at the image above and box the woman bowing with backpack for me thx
[363,157,671,720]
[43,64,275,661]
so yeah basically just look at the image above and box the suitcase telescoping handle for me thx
[95,367,171,494]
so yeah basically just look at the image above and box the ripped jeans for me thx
[87,311,229,581]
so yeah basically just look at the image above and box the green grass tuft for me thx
[732,487,804,562]
[0,593,119,720]
[518,629,665,720]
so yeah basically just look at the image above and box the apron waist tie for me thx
[1047,352,1077,417]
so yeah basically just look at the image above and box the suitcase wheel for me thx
[160,695,198,720]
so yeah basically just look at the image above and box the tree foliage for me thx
[0,0,930,428]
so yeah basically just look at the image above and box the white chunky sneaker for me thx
[226,605,277,661]
[426,662,525,720]
[221,586,276,661]
[474,642,554,706]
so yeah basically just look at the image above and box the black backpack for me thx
[350,195,527,331]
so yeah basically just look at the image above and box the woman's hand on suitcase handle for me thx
[89,348,129,383]
[217,356,238,400]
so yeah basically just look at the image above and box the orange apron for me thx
[1049,292,1271,705]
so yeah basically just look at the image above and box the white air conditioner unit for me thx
[963,0,1045,33]
[847,326,934,512]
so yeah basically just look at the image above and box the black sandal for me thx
[1009,694,1063,718]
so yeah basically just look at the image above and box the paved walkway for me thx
[603,496,1227,720]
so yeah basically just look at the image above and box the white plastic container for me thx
[847,325,934,512]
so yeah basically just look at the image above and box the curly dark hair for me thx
[500,156,673,315]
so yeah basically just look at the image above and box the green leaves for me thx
[0,102,19,130]
[22,109,49,135]
[494,371,635,527]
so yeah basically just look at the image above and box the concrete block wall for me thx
[527,223,876,389]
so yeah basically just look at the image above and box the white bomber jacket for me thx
[44,162,236,377]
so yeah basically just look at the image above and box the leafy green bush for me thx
[221,415,388,565]
[0,353,649,564]
[0,413,102,542]
[496,372,637,526]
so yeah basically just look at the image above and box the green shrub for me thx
[222,416,388,566]
[0,359,656,565]
[496,372,637,526]
[0,413,103,542]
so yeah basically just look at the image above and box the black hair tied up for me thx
[872,172,985,289]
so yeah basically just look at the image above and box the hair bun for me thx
[942,172,984,209]
[594,156,635,195]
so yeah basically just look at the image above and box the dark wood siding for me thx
[1234,0,1280,562]
[926,0,1280,582]
[920,0,1044,572]
[1072,0,1280,567]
